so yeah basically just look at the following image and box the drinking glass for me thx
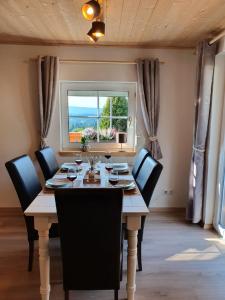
[105,159,113,183]
[104,152,112,162]
[67,169,77,187]
[75,153,83,176]
[75,153,83,166]
[109,170,119,187]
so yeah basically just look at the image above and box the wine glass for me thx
[75,153,83,166]
[67,169,77,187]
[109,170,119,187]
[75,153,83,176]
[104,152,111,162]
[105,160,113,180]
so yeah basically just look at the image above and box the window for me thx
[60,81,136,150]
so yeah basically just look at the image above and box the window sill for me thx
[59,149,136,157]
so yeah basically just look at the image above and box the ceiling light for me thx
[91,21,105,37]
[87,28,99,43]
[82,0,101,21]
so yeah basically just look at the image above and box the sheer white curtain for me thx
[186,41,217,223]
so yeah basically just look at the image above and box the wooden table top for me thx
[25,163,149,217]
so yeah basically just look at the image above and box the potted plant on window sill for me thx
[80,136,89,152]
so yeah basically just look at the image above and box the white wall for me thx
[0,44,196,208]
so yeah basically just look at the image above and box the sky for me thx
[68,96,108,108]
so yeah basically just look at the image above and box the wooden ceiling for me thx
[0,0,225,48]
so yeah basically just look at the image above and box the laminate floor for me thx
[1,211,225,300]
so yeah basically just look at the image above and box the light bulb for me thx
[87,6,94,15]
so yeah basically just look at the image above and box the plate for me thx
[62,163,76,167]
[113,163,128,169]
[112,169,129,174]
[61,163,82,172]
[46,178,69,188]
[112,163,129,174]
[116,179,135,189]
[60,167,69,173]
[124,183,136,191]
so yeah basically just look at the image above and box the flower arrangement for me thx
[99,128,117,141]
[81,136,88,145]
[83,128,97,140]
[80,136,89,152]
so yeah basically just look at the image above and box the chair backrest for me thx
[135,155,163,207]
[55,188,123,291]
[132,148,149,179]
[35,147,59,180]
[5,155,42,212]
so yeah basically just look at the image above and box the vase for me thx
[81,144,88,152]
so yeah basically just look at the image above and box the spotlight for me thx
[87,28,99,42]
[91,21,105,37]
[82,0,101,21]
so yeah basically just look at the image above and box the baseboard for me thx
[202,223,213,230]
[0,207,22,217]
[149,207,185,213]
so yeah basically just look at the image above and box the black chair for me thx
[132,154,163,271]
[55,188,123,300]
[5,155,59,272]
[35,146,59,180]
[132,148,149,179]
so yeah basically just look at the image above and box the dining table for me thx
[24,162,149,300]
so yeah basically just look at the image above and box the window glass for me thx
[67,91,128,144]
[60,82,136,150]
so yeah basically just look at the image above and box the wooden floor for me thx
[1,210,225,300]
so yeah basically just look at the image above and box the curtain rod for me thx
[60,59,165,64]
[209,29,225,45]
[32,58,165,64]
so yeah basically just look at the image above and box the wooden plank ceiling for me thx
[0,0,225,48]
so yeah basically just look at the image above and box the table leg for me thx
[35,217,51,300]
[126,216,141,300]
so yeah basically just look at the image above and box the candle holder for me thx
[117,132,127,152]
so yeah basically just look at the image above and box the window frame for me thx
[60,81,137,151]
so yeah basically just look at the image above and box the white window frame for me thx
[60,81,137,151]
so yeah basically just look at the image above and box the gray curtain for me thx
[137,59,162,160]
[187,41,217,223]
[38,56,59,148]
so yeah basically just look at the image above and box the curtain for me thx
[38,56,59,148]
[187,41,217,223]
[137,59,162,160]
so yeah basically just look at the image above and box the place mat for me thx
[124,187,139,195]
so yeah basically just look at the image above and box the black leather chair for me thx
[134,155,163,271]
[132,148,149,179]
[55,188,123,300]
[35,146,59,180]
[5,155,59,271]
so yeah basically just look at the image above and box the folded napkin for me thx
[53,174,67,180]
